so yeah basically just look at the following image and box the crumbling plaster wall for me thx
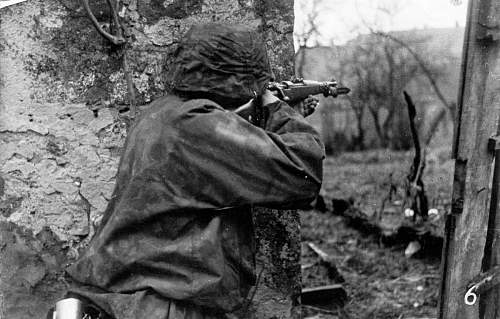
[0,1,298,318]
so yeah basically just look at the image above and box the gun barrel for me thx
[333,86,351,96]
[267,79,350,102]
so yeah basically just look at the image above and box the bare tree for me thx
[294,0,322,47]
[338,35,426,149]
[372,30,456,146]
[360,1,455,146]
[294,0,322,77]
[349,1,455,147]
[294,0,456,150]
[331,49,363,150]
[344,96,365,150]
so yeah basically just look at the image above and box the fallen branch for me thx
[307,242,344,283]
[302,304,340,316]
[307,242,330,261]
[301,262,316,270]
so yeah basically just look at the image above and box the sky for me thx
[294,0,469,46]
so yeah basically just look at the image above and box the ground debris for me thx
[328,199,443,255]
[302,284,348,310]
[307,242,345,283]
[301,210,440,318]
[405,241,422,258]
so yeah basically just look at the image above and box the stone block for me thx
[0,222,68,319]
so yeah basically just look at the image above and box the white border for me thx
[0,0,29,10]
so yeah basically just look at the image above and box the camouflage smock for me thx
[66,24,324,319]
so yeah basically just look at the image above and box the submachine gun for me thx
[267,78,350,104]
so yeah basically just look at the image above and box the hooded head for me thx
[169,23,274,109]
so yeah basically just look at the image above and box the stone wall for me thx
[0,1,297,318]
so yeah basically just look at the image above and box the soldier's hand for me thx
[261,89,280,106]
[234,90,278,127]
[234,98,256,123]
[293,95,319,117]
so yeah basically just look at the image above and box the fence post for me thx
[440,0,500,318]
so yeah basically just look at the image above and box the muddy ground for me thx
[300,149,453,318]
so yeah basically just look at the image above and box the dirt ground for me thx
[300,149,453,318]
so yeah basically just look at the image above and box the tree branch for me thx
[373,30,453,114]
[81,0,125,45]
[403,91,428,218]
[107,0,123,39]
[81,0,138,118]
[404,91,421,181]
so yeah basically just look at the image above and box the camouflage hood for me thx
[170,23,273,106]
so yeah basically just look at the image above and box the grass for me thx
[300,148,453,318]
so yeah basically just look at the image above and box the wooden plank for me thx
[452,0,474,158]
[482,142,500,318]
[479,2,500,314]
[439,0,500,318]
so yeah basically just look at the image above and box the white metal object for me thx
[55,298,83,319]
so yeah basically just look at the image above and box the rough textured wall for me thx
[0,1,296,318]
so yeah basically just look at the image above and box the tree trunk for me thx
[353,104,365,150]
[296,45,307,78]
[368,105,386,148]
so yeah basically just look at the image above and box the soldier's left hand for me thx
[294,95,319,117]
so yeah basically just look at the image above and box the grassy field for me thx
[320,148,454,217]
[300,148,454,318]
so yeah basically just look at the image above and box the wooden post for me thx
[440,0,500,318]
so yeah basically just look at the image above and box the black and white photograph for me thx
[0,0,491,318]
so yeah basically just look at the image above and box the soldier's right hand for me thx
[261,89,280,106]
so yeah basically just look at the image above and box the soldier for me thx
[51,23,324,319]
